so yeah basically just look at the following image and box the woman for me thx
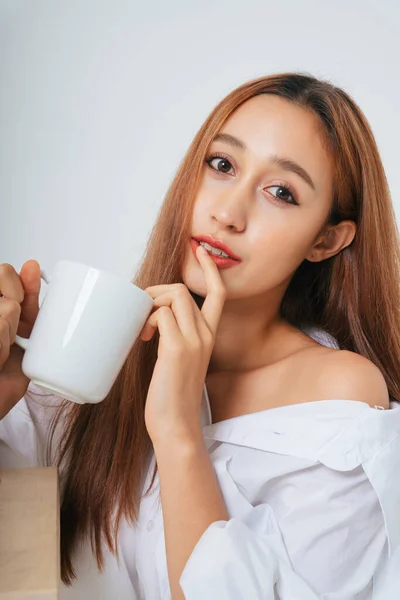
[1,72,400,599]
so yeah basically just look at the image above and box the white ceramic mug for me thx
[14,260,154,404]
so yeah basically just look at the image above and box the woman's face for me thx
[182,94,337,301]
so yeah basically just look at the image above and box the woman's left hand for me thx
[141,245,226,446]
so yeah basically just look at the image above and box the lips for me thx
[190,239,241,269]
[191,234,241,261]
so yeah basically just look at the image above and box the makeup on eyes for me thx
[204,152,300,206]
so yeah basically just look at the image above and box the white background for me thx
[1,0,399,285]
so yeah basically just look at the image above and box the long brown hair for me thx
[37,72,400,583]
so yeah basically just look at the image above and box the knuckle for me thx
[177,284,187,296]
[0,264,24,303]
[0,263,15,277]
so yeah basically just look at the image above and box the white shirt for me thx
[1,326,400,599]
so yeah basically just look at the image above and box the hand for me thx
[0,260,41,419]
[141,245,226,445]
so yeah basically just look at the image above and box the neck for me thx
[207,293,292,374]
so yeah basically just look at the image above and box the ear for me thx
[306,220,357,263]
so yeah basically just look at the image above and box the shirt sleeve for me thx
[0,381,62,468]
[179,456,392,599]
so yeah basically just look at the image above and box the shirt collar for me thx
[201,383,400,469]
[200,324,399,468]
[200,385,400,557]
[199,324,400,557]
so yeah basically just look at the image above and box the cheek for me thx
[190,193,210,226]
[244,225,316,284]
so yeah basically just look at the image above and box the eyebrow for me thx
[212,132,316,191]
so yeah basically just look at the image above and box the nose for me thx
[210,186,248,232]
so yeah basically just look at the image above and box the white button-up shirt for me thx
[1,326,400,599]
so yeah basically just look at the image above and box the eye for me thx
[205,153,234,175]
[265,184,299,206]
[204,154,299,206]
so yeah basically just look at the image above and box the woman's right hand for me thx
[0,260,41,419]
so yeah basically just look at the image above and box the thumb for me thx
[19,259,41,325]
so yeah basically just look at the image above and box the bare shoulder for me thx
[299,347,390,409]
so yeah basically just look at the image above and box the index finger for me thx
[18,260,41,325]
[196,245,226,335]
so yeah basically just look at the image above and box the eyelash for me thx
[204,153,299,206]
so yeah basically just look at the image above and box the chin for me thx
[182,277,206,299]
[182,269,206,306]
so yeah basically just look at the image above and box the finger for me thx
[144,283,187,298]
[147,290,202,340]
[0,298,21,344]
[0,318,11,366]
[18,260,41,326]
[196,245,226,335]
[140,306,180,344]
[0,263,25,303]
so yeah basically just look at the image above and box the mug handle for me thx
[14,269,52,351]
